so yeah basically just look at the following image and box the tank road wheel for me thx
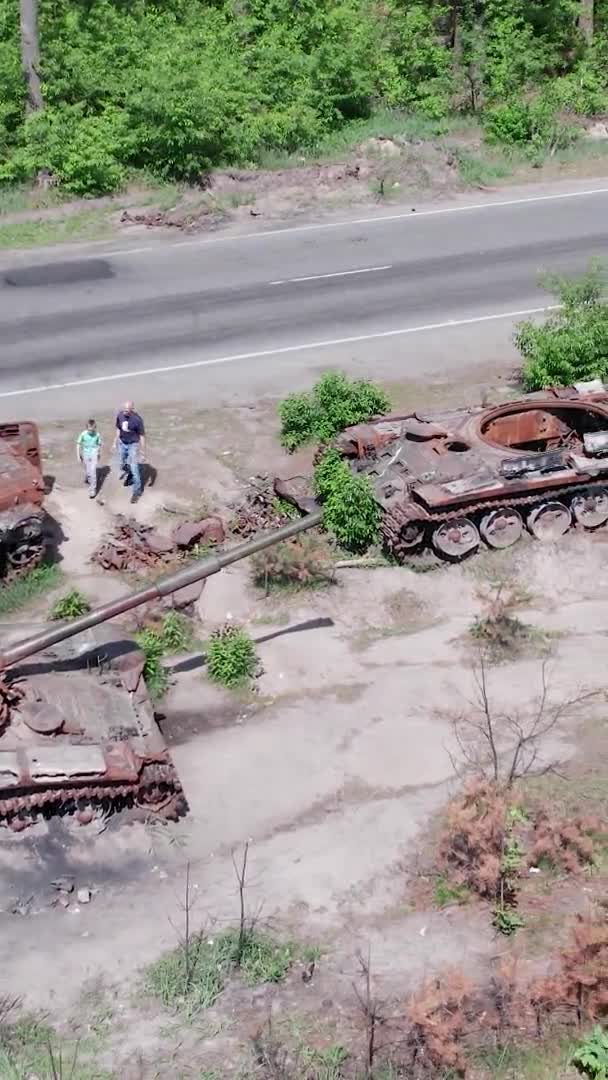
[400,521,425,551]
[479,507,523,550]
[570,488,608,530]
[432,517,479,561]
[527,501,571,542]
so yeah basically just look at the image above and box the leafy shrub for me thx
[483,95,577,155]
[571,1026,608,1079]
[134,627,169,702]
[251,532,334,592]
[159,611,194,653]
[3,106,126,194]
[279,371,390,451]
[517,265,608,390]
[50,588,91,620]
[313,448,379,552]
[492,905,525,936]
[207,625,258,688]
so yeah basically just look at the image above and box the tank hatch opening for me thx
[481,406,608,454]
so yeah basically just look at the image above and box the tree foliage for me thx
[517,264,608,390]
[1,0,608,195]
[279,370,390,451]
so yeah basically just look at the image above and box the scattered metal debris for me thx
[92,515,225,573]
[231,476,297,537]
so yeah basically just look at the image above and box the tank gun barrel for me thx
[0,509,322,672]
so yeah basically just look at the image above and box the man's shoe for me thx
[130,493,140,505]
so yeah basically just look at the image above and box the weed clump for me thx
[251,532,334,593]
[134,626,169,702]
[469,580,541,663]
[134,612,198,699]
[50,587,91,620]
[145,928,294,1016]
[207,624,258,688]
[0,564,61,615]
[313,448,379,552]
[279,371,390,451]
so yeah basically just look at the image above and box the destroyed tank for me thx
[334,380,608,559]
[0,508,321,830]
[0,421,46,580]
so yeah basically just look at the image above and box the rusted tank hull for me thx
[0,626,186,830]
[279,381,608,561]
[0,422,46,582]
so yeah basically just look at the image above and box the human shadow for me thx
[141,462,157,489]
[95,464,111,495]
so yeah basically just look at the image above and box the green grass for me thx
[0,183,71,215]
[134,613,198,701]
[145,928,296,1017]
[0,209,113,250]
[0,563,62,615]
[471,1036,579,1079]
[433,875,470,908]
[456,148,516,186]
[255,108,478,169]
[0,1013,111,1080]
[50,588,91,621]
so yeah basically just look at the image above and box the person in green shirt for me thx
[76,419,102,498]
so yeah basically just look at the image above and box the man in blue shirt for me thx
[114,401,145,503]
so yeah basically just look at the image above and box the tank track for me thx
[1,537,45,586]
[0,762,187,831]
[382,477,608,557]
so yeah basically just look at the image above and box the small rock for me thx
[76,809,94,826]
[171,580,205,610]
[67,904,81,914]
[51,877,74,893]
[77,888,91,904]
[57,894,70,909]
[587,121,608,140]
[173,516,225,549]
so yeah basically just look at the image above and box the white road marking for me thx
[91,185,608,258]
[270,264,392,285]
[0,304,558,400]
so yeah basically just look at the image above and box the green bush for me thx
[279,371,390,451]
[516,265,608,390]
[207,625,258,688]
[313,448,379,552]
[571,1026,608,1079]
[1,0,608,196]
[159,611,194,653]
[50,588,91,620]
[134,627,169,702]
[483,95,577,154]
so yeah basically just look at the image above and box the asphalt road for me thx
[1,180,607,420]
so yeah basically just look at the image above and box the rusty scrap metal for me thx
[230,476,300,537]
[0,677,24,733]
[0,422,46,582]
[282,381,608,562]
[93,515,226,573]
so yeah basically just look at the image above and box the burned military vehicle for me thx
[334,380,608,559]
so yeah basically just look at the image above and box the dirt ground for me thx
[0,372,606,1077]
